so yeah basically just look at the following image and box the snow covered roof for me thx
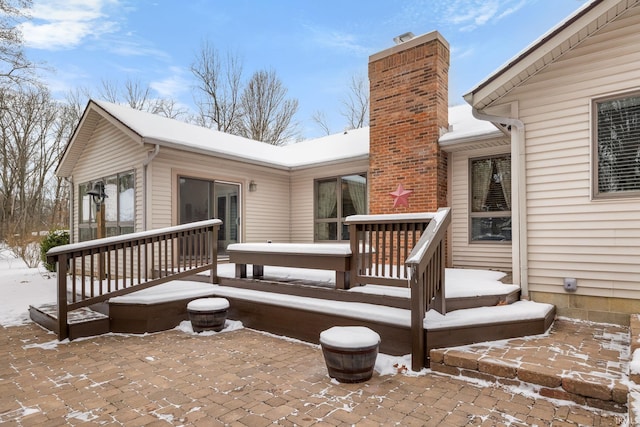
[439,104,503,145]
[94,100,369,170]
[57,99,498,177]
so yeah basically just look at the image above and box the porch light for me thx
[249,180,257,192]
[87,181,107,207]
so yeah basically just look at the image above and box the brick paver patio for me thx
[0,322,627,426]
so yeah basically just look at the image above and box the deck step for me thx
[29,304,110,340]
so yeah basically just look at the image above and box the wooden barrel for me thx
[187,298,229,332]
[320,326,380,383]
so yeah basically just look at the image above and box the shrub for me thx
[40,229,70,272]
[6,232,42,268]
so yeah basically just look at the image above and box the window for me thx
[79,171,135,241]
[593,92,640,198]
[315,173,367,241]
[470,155,511,242]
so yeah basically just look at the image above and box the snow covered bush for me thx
[40,229,70,272]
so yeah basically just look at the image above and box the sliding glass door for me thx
[179,177,240,255]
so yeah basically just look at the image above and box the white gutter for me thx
[142,144,160,231]
[472,108,528,298]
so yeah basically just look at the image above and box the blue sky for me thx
[22,0,588,138]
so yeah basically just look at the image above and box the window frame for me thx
[78,170,136,241]
[591,90,640,200]
[468,154,512,244]
[314,172,367,242]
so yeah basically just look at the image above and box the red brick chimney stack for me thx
[368,31,450,214]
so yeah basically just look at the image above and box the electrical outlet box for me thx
[563,277,577,292]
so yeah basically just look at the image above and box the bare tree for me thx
[97,78,186,119]
[311,110,332,136]
[0,86,61,238]
[341,73,369,130]
[238,69,299,145]
[0,0,34,88]
[311,73,369,136]
[190,41,243,133]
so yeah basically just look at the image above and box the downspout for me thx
[472,108,528,298]
[63,176,74,242]
[142,144,160,231]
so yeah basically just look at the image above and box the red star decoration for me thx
[389,183,413,208]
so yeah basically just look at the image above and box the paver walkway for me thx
[431,318,630,413]
[0,322,627,426]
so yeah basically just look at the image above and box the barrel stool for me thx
[186,298,230,332]
[319,326,380,383]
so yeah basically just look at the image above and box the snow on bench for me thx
[227,243,354,289]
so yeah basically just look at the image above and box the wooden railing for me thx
[406,207,451,370]
[46,219,221,340]
[346,213,434,288]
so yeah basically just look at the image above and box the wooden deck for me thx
[30,271,554,359]
[31,209,556,369]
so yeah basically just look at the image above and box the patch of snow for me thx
[228,242,352,255]
[109,281,219,305]
[425,300,554,330]
[374,353,427,377]
[439,104,502,143]
[630,349,640,378]
[174,319,243,336]
[319,326,380,348]
[66,410,98,422]
[0,247,57,327]
[187,297,229,311]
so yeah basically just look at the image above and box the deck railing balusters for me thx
[46,219,221,340]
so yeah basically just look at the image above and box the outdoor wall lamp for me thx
[249,180,257,192]
[87,181,107,206]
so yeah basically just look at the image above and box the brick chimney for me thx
[368,31,450,214]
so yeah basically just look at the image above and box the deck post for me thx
[56,254,69,340]
[409,264,426,371]
[347,223,358,290]
[209,225,218,284]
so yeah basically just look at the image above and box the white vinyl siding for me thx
[450,145,512,272]
[496,5,640,298]
[70,116,146,243]
[151,147,291,244]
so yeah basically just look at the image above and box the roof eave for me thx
[464,0,630,109]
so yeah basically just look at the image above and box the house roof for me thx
[464,0,637,110]
[57,100,371,176]
[58,99,499,178]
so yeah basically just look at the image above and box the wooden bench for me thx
[227,243,353,289]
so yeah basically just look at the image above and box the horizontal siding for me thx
[498,6,640,298]
[151,148,291,243]
[450,143,512,272]
[71,117,147,241]
[290,160,369,243]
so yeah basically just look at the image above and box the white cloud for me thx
[150,67,190,98]
[397,0,531,32]
[303,24,370,56]
[19,0,120,50]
